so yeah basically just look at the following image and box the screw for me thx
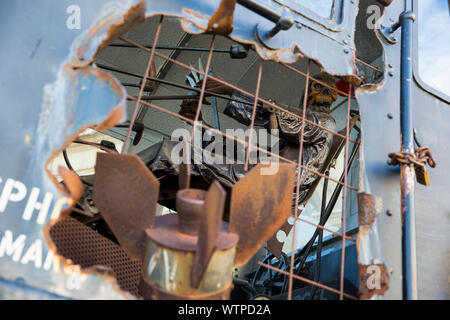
[386,210,393,216]
[343,39,348,45]
[387,113,393,119]
[296,22,302,29]
[388,63,393,68]
[388,71,394,77]
[344,48,350,54]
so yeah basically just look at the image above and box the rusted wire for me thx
[280,62,350,97]
[258,262,358,300]
[355,57,383,74]
[191,35,216,131]
[127,96,359,192]
[118,36,358,145]
[244,60,264,171]
[287,59,311,300]
[295,216,356,242]
[115,25,362,301]
[121,16,163,153]
[339,85,353,300]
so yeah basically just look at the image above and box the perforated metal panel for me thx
[49,217,143,297]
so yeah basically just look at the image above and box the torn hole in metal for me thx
[2,0,393,301]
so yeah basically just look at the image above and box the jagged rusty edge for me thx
[355,192,390,299]
[357,192,383,237]
[376,0,393,7]
[143,0,361,85]
[72,0,147,67]
[353,0,392,300]
[41,0,148,299]
[206,0,237,35]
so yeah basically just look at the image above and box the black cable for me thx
[280,132,361,293]
[61,139,117,187]
[310,170,329,299]
[62,149,93,187]
[295,137,360,273]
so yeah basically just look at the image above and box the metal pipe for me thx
[109,43,228,52]
[237,0,281,24]
[96,64,255,106]
[399,10,417,300]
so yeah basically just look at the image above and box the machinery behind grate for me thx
[48,14,374,300]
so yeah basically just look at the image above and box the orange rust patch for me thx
[206,0,237,35]
[358,263,390,299]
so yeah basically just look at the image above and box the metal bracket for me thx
[237,0,294,49]
[379,11,415,45]
[255,9,294,49]
[379,21,400,44]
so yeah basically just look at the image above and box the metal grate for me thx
[49,216,143,297]
[64,14,375,300]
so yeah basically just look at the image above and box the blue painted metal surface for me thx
[0,0,144,299]
[399,10,417,300]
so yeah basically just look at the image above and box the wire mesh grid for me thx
[93,15,366,300]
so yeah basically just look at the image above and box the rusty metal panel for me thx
[49,217,143,297]
[93,153,160,261]
[229,163,296,267]
[144,0,361,82]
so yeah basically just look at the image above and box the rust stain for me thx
[41,1,149,299]
[357,192,382,236]
[377,0,393,6]
[58,166,84,203]
[358,262,390,299]
[77,0,147,65]
[206,0,237,35]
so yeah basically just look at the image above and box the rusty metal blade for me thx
[191,181,226,288]
[229,163,296,267]
[93,153,159,261]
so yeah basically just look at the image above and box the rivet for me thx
[388,63,393,68]
[343,39,348,45]
[387,113,393,119]
[296,22,302,29]
[386,210,393,216]
[344,48,350,54]
[388,71,394,77]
